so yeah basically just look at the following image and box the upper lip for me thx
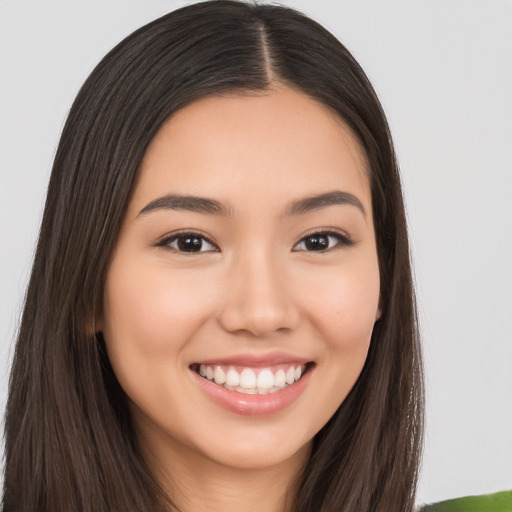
[192,351,313,367]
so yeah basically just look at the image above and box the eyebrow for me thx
[138,190,365,218]
[138,194,231,217]
[285,190,366,218]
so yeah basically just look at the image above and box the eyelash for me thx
[292,229,354,253]
[156,230,219,254]
[156,229,354,254]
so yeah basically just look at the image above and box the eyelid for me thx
[292,227,354,252]
[155,229,219,252]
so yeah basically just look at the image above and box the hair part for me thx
[3,2,423,511]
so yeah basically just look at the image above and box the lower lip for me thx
[191,367,312,417]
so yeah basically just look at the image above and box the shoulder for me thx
[419,490,512,511]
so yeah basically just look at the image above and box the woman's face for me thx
[102,87,380,473]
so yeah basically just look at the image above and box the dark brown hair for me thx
[3,2,423,511]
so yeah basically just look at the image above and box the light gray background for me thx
[1,0,511,505]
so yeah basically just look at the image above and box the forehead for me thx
[132,86,371,216]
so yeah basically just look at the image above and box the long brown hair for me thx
[3,2,423,511]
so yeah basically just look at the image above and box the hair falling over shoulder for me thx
[3,2,423,511]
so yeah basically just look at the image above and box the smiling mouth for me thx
[190,362,313,395]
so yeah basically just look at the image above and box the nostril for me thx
[216,272,300,336]
[217,306,299,337]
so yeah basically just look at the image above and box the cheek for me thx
[103,259,214,353]
[305,262,380,352]
[329,281,378,346]
[301,257,379,404]
[101,258,223,427]
[287,259,380,438]
[101,256,220,403]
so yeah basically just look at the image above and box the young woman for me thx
[3,1,424,511]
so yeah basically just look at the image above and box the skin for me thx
[101,86,381,512]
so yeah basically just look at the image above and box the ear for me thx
[95,316,104,334]
[87,312,103,337]
[375,296,383,321]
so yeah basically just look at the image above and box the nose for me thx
[217,250,300,337]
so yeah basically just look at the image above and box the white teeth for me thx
[196,364,308,394]
[239,368,257,389]
[225,368,240,387]
[236,386,258,394]
[274,369,286,387]
[213,366,226,385]
[256,369,274,389]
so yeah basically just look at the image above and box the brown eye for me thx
[293,231,352,252]
[160,232,218,253]
[303,234,329,251]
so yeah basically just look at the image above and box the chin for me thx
[198,434,313,472]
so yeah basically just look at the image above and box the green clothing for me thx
[2,490,509,511]
[420,490,512,511]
